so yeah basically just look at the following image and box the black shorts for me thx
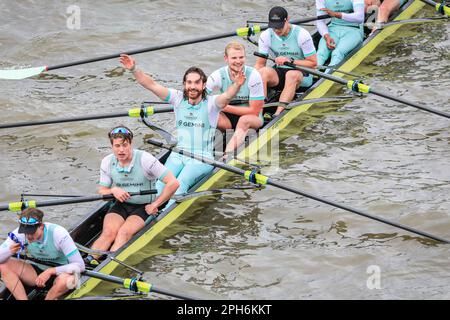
[271,66,307,91]
[107,201,149,222]
[223,112,241,129]
[30,263,57,290]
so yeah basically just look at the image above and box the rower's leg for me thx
[0,258,38,300]
[377,0,401,23]
[156,152,184,196]
[110,216,146,251]
[276,70,303,116]
[175,159,214,193]
[90,212,125,253]
[329,28,363,67]
[217,112,233,131]
[257,67,279,97]
[224,115,263,153]
[45,273,74,300]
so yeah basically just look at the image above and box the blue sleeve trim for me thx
[304,50,317,57]
[159,168,169,181]
[249,96,265,101]
[163,90,171,103]
[98,181,112,187]
[66,249,78,258]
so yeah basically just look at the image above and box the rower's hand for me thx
[145,203,159,216]
[35,268,55,288]
[111,187,131,203]
[234,70,246,87]
[9,242,21,254]
[324,34,336,50]
[274,56,292,67]
[119,54,136,71]
[320,8,341,19]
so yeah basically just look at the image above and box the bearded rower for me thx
[206,41,265,157]
[120,54,245,207]
[316,0,365,67]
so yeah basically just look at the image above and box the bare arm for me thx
[98,185,131,203]
[145,171,179,215]
[292,54,318,69]
[254,56,267,71]
[120,54,169,101]
[215,71,246,109]
[222,100,264,116]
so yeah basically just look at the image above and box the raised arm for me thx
[215,70,246,109]
[120,54,169,101]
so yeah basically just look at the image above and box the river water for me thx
[0,0,449,299]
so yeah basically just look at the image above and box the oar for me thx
[0,16,331,80]
[254,52,450,119]
[263,95,356,109]
[25,258,197,300]
[20,186,258,203]
[420,0,450,15]
[368,16,449,30]
[0,190,157,212]
[0,105,173,130]
[147,139,450,244]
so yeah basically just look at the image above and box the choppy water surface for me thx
[0,1,449,299]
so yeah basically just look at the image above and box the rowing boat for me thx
[0,0,426,300]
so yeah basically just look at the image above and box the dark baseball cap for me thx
[18,208,43,234]
[268,6,288,29]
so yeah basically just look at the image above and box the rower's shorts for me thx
[107,201,149,222]
[223,112,241,129]
[271,66,313,91]
[31,263,57,290]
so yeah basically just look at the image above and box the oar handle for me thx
[0,190,157,212]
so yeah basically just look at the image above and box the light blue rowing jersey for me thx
[325,0,363,29]
[165,89,221,158]
[26,223,70,266]
[258,25,316,69]
[109,150,156,204]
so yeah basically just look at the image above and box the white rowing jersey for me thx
[316,0,365,36]
[98,149,168,204]
[206,65,265,107]
[258,24,316,67]
[0,223,85,275]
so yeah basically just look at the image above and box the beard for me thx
[184,89,202,100]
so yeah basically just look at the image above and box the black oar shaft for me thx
[420,0,450,14]
[147,140,449,244]
[368,87,450,118]
[82,270,196,300]
[266,179,450,244]
[45,15,329,71]
[0,112,128,129]
[0,190,157,211]
[0,106,173,129]
[254,53,450,119]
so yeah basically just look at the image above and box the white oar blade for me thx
[0,66,46,80]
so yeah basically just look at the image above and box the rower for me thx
[0,208,85,300]
[89,126,179,262]
[365,0,408,32]
[206,41,265,157]
[254,6,317,117]
[315,0,365,67]
[119,55,245,207]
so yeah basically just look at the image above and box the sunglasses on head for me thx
[19,216,40,225]
[109,127,133,138]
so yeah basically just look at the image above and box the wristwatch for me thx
[290,58,295,64]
